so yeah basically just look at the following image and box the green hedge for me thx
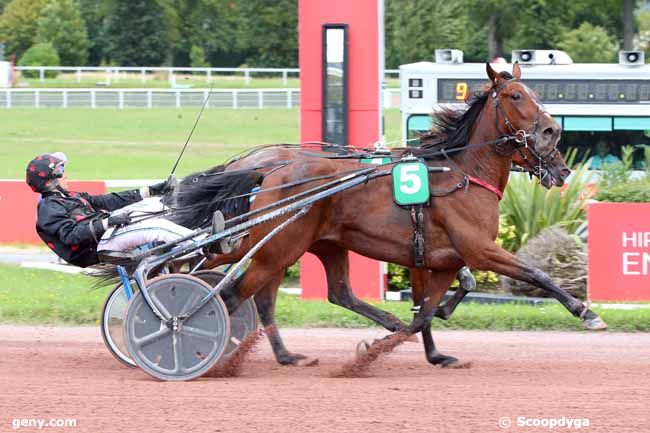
[18,43,60,78]
[595,178,650,203]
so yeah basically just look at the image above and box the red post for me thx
[298,0,385,300]
[0,181,107,244]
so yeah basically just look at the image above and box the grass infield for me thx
[1,108,402,180]
[1,264,648,331]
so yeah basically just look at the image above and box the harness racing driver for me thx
[25,152,195,268]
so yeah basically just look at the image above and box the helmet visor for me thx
[51,152,67,178]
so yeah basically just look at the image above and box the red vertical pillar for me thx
[298,0,385,300]
[0,181,107,244]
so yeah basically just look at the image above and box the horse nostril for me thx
[543,127,554,136]
[560,168,571,179]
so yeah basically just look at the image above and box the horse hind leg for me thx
[254,278,314,366]
[217,258,310,365]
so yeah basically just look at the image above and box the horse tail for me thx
[167,169,263,230]
[87,259,137,288]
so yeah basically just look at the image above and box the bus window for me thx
[560,126,650,170]
[406,114,432,146]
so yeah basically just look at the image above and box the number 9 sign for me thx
[456,82,468,101]
[392,162,430,205]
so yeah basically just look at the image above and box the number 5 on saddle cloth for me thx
[392,161,430,206]
[392,160,430,267]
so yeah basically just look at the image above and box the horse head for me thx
[486,62,570,188]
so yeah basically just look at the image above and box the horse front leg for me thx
[408,266,474,323]
[464,243,606,330]
[413,266,475,321]
[410,268,462,366]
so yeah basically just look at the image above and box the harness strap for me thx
[410,204,426,268]
[467,175,503,201]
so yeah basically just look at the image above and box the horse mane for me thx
[412,71,514,156]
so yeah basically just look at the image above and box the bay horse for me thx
[185,62,606,367]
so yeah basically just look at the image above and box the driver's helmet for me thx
[25,152,67,193]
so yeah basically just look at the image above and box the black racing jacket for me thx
[36,188,143,268]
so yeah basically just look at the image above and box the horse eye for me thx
[511,93,521,101]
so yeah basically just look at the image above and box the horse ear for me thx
[486,62,501,86]
[512,61,522,80]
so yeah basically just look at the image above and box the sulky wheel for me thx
[101,284,137,368]
[192,270,258,357]
[123,274,230,381]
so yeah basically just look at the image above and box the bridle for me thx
[491,79,561,183]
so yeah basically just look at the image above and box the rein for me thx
[162,77,560,218]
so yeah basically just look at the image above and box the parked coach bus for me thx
[399,49,650,169]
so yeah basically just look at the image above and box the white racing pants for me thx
[97,197,198,252]
[97,218,195,252]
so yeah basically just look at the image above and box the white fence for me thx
[13,66,400,85]
[0,88,401,109]
[1,88,300,109]
[14,66,301,85]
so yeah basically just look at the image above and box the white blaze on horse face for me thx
[501,81,539,132]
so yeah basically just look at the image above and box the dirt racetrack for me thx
[1,326,649,433]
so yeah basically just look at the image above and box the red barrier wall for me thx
[0,181,107,244]
[298,0,385,300]
[588,202,650,301]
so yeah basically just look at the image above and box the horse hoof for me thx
[428,352,458,367]
[277,352,308,365]
[356,340,371,358]
[387,320,405,333]
[457,266,476,291]
[583,315,608,331]
[296,357,319,367]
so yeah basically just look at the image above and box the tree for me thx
[571,0,625,43]
[623,0,635,49]
[183,0,251,67]
[507,0,575,52]
[104,0,170,66]
[157,0,182,65]
[464,0,517,61]
[557,22,617,62]
[36,0,89,65]
[0,0,10,14]
[386,0,467,68]
[189,44,209,68]
[18,42,59,77]
[240,0,298,67]
[0,0,47,58]
[633,11,650,59]
[78,0,112,65]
